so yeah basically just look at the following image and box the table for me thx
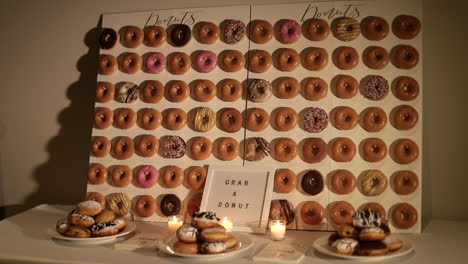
[0,205,467,263]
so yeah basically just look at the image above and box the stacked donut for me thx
[56,200,126,238]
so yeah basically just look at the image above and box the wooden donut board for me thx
[88,0,422,233]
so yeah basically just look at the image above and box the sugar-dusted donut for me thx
[392,105,419,130]
[192,79,216,102]
[115,108,136,129]
[276,48,300,72]
[135,195,156,217]
[303,47,328,71]
[187,166,207,191]
[166,80,189,103]
[247,79,272,103]
[333,46,359,70]
[177,224,199,243]
[106,193,131,217]
[274,169,297,193]
[195,50,217,73]
[201,242,227,254]
[393,170,419,195]
[96,82,115,103]
[330,137,356,162]
[246,108,269,132]
[189,137,213,160]
[302,137,327,163]
[164,108,187,131]
[218,108,242,133]
[218,79,242,102]
[140,80,164,103]
[218,50,245,72]
[99,54,117,75]
[392,15,421,39]
[334,75,358,99]
[90,136,111,157]
[162,135,186,159]
[170,24,191,47]
[115,82,139,103]
[274,107,298,131]
[248,49,272,73]
[391,45,419,69]
[162,165,184,188]
[329,201,355,226]
[393,76,419,101]
[360,107,387,132]
[113,136,135,160]
[364,75,389,101]
[144,52,165,73]
[305,18,330,41]
[136,165,158,188]
[121,26,143,48]
[361,138,387,162]
[111,165,133,187]
[363,46,389,70]
[332,17,360,41]
[87,192,105,207]
[87,163,108,185]
[99,28,118,49]
[120,52,142,74]
[391,203,417,229]
[331,238,359,255]
[160,194,182,216]
[331,169,356,195]
[393,138,419,164]
[301,170,324,195]
[136,134,158,157]
[167,52,191,75]
[245,137,270,162]
[360,170,388,196]
[275,77,299,99]
[303,77,328,101]
[277,19,301,43]
[192,107,215,132]
[273,138,298,162]
[301,201,325,225]
[270,199,295,225]
[304,107,328,133]
[139,108,162,130]
[249,19,273,44]
[214,137,239,161]
[332,106,358,130]
[197,22,219,44]
[360,202,387,221]
[361,16,389,41]
[222,19,246,44]
[144,25,166,47]
[94,107,113,129]
[76,200,103,216]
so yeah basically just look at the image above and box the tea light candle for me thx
[220,217,233,232]
[167,215,183,234]
[270,220,286,240]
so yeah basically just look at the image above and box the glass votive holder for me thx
[220,216,233,232]
[270,220,286,241]
[167,215,183,234]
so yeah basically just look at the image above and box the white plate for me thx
[159,232,254,259]
[48,220,136,244]
[313,235,414,261]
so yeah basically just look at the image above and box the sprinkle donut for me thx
[273,107,298,131]
[275,48,300,72]
[249,49,272,73]
[87,163,108,185]
[391,203,417,229]
[330,137,356,162]
[135,195,156,217]
[393,15,421,39]
[361,138,387,162]
[360,107,387,132]
[277,19,301,44]
[197,22,219,44]
[218,50,245,72]
[329,201,355,226]
[137,165,159,188]
[144,26,167,47]
[393,170,419,195]
[219,79,243,101]
[163,108,187,131]
[303,77,328,101]
[222,19,246,44]
[121,26,143,48]
[170,24,191,47]
[96,82,115,103]
[218,108,243,133]
[361,16,389,41]
[245,137,270,162]
[91,136,111,157]
[303,47,329,71]
[195,50,217,73]
[187,166,207,191]
[115,108,136,129]
[168,52,191,75]
[391,45,419,69]
[115,82,139,103]
[99,55,117,75]
[333,46,359,70]
[111,165,133,187]
[140,80,164,103]
[360,170,388,196]
[391,105,419,130]
[393,76,420,101]
[334,75,358,99]
[274,169,297,193]
[363,46,389,70]
[246,108,269,132]
[162,165,184,188]
[275,77,300,99]
[166,80,189,103]
[162,136,186,159]
[139,108,162,130]
[189,137,213,160]
[305,18,330,41]
[333,17,360,41]
[364,75,389,100]
[249,20,273,44]
[303,107,328,133]
[331,169,356,195]
[192,79,216,102]
[247,79,272,103]
[332,106,358,130]
[192,107,215,132]
[120,52,142,74]
[301,201,325,225]
[302,138,327,163]
[136,134,158,157]
[214,137,239,161]
[393,138,419,164]
[144,52,165,73]
[94,107,113,129]
[273,138,298,162]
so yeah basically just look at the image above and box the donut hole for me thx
[345,25,353,32]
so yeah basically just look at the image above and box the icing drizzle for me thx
[193,211,220,222]
[352,209,381,228]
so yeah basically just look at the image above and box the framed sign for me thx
[200,166,275,233]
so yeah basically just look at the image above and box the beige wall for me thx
[0,0,466,223]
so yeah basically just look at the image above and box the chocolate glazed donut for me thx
[160,194,182,217]
[301,170,324,195]
[170,24,191,47]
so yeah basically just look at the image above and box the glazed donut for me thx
[167,52,191,75]
[136,165,158,188]
[333,75,358,99]
[162,135,186,159]
[391,45,419,69]
[244,137,270,162]
[332,17,360,41]
[197,22,219,44]
[360,170,388,196]
[218,79,242,102]
[302,137,327,163]
[76,200,103,216]
[174,241,199,255]
[200,225,228,242]
[166,80,189,103]
[393,170,419,195]
[330,137,356,162]
[393,76,419,101]
[94,107,113,129]
[331,170,356,195]
[249,19,273,44]
[163,108,187,130]
[194,50,217,73]
[121,26,143,48]
[391,105,419,130]
[99,55,117,75]
[301,201,325,225]
[90,136,111,157]
[218,50,245,72]
[160,194,182,216]
[301,170,324,195]
[276,48,300,72]
[361,138,387,162]
[135,195,156,217]
[170,24,191,47]
[274,169,297,193]
[218,108,243,133]
[393,138,419,164]
[177,224,199,243]
[391,203,418,229]
[360,203,386,220]
[87,192,105,207]
[111,165,133,187]
[361,16,389,41]
[140,80,164,103]
[187,195,202,216]
[114,108,136,129]
[275,77,299,99]
[248,49,272,73]
[273,107,298,131]
[332,106,358,130]
[269,200,295,225]
[144,25,166,47]
[144,52,165,73]
[68,211,95,228]
[96,82,115,103]
[329,201,355,226]
[87,163,108,185]
[189,137,213,160]
[363,46,389,70]
[192,211,220,229]
[115,82,139,103]
[113,136,135,160]
[247,79,272,103]
[162,165,184,188]
[187,166,207,191]
[303,107,329,133]
[246,108,270,131]
[120,52,142,74]
[273,138,298,162]
[136,134,158,157]
[302,47,329,71]
[305,18,330,41]
[277,19,301,44]
[302,77,328,101]
[99,28,118,49]
[192,79,216,102]
[222,19,246,44]
[192,107,215,132]
[392,15,421,39]
[333,46,359,70]
[139,108,162,130]
[360,107,387,132]
[214,137,239,161]
[364,75,389,101]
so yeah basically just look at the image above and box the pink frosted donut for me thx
[278,20,301,44]
[195,50,217,73]
[137,165,159,188]
[145,52,166,73]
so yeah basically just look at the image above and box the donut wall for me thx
[87,0,422,233]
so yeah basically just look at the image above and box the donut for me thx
[218,79,242,101]
[331,170,356,195]
[139,108,162,130]
[247,79,272,103]
[218,108,242,133]
[329,201,355,226]
[197,22,219,44]
[164,108,187,131]
[275,77,299,99]
[333,46,359,70]
[136,165,159,188]
[96,82,115,103]
[384,237,404,251]
[301,170,324,195]
[136,134,158,157]
[218,50,245,72]
[90,136,111,157]
[249,49,272,73]
[144,25,166,47]
[115,82,139,103]
[333,17,360,41]
[361,16,389,41]
[187,166,207,191]
[195,50,217,73]
[393,170,419,195]
[360,170,388,196]
[246,108,269,131]
[120,52,142,74]
[305,18,330,41]
[111,165,133,187]
[269,199,295,225]
[333,75,358,99]
[56,219,69,235]
[302,47,328,71]
[99,55,117,75]
[244,137,271,162]
[364,75,389,101]
[113,136,135,160]
[192,107,215,132]
[177,224,199,244]
[214,137,239,161]
[360,107,387,132]
[331,238,358,255]
[360,203,387,221]
[302,77,328,101]
[302,137,327,163]
[162,135,186,159]
[225,235,238,248]
[161,165,184,188]
[393,138,419,164]
[91,222,120,237]
[94,107,113,129]
[107,218,126,231]
[87,192,105,207]
[200,225,228,242]
[361,137,387,162]
[76,200,103,216]
[166,80,189,102]
[114,108,136,129]
[337,224,358,239]
[274,107,298,131]
[392,15,421,39]
[303,107,328,133]
[357,241,389,256]
[64,225,91,238]
[121,26,143,48]
[391,45,419,69]
[249,19,273,44]
[273,138,298,162]
[144,52,165,73]
[160,194,182,216]
[300,201,325,225]
[393,76,419,101]
[222,19,246,44]
[168,52,191,75]
[277,19,301,44]
[189,137,213,160]
[94,209,116,223]
[330,137,356,162]
[99,28,118,49]
[68,210,95,228]
[391,203,418,229]
[392,105,419,130]
[187,194,202,216]
[359,227,386,241]
[192,79,216,102]
[87,163,108,185]
[140,80,164,103]
[274,169,297,193]
[170,24,191,47]
[332,106,358,130]
[363,46,389,70]
[192,212,220,229]
[276,48,300,72]
[174,241,199,254]
[201,242,227,254]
